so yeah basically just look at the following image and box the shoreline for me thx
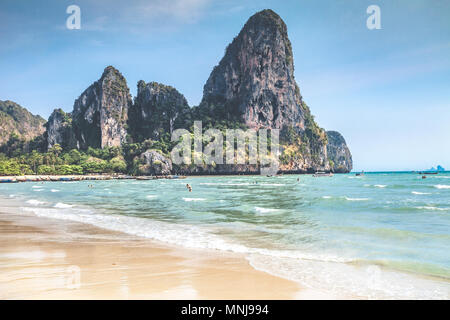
[0,170,345,184]
[0,197,341,300]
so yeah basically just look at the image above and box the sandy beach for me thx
[0,199,334,300]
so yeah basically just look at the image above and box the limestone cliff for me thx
[0,100,45,146]
[326,131,353,173]
[45,108,77,150]
[138,149,172,175]
[200,9,307,131]
[1,10,353,175]
[196,9,333,173]
[129,81,190,142]
[72,66,132,149]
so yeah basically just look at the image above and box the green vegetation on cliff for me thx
[0,100,46,146]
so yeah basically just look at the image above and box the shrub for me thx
[37,165,54,175]
[109,156,127,173]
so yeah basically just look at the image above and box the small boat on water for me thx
[136,176,156,180]
[313,172,333,177]
[0,178,18,183]
[171,176,187,179]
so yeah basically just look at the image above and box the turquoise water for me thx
[1,172,449,298]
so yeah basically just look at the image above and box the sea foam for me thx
[26,199,45,206]
[415,206,448,211]
[434,185,450,189]
[183,198,206,202]
[254,207,282,215]
[54,203,73,209]
[248,255,450,300]
[345,197,369,201]
[411,191,431,195]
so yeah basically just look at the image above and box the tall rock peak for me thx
[326,131,353,173]
[45,108,76,150]
[200,9,304,130]
[129,80,190,142]
[72,66,132,149]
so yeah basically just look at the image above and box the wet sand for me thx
[0,206,332,299]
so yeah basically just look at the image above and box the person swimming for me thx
[186,183,192,192]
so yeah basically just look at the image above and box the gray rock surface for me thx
[129,81,190,141]
[72,66,132,149]
[201,9,307,131]
[139,149,172,175]
[326,131,353,173]
[45,108,76,150]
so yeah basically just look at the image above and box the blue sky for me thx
[0,0,449,171]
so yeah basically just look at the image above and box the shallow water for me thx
[1,172,449,299]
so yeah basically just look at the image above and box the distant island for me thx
[425,165,446,172]
[0,9,352,177]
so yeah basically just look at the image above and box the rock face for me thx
[200,9,306,131]
[45,109,77,150]
[72,66,132,149]
[197,9,337,173]
[139,150,172,175]
[0,10,353,174]
[129,81,190,141]
[326,131,352,173]
[0,100,45,145]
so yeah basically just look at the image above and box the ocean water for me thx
[1,172,449,299]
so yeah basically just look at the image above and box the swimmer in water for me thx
[186,183,192,192]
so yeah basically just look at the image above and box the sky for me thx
[0,0,449,171]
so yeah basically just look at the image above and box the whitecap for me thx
[434,185,450,189]
[322,196,332,199]
[374,184,386,188]
[183,198,206,202]
[254,207,282,214]
[26,199,46,206]
[51,189,60,193]
[411,191,431,195]
[415,206,448,211]
[146,195,157,199]
[345,197,369,201]
[54,203,73,209]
